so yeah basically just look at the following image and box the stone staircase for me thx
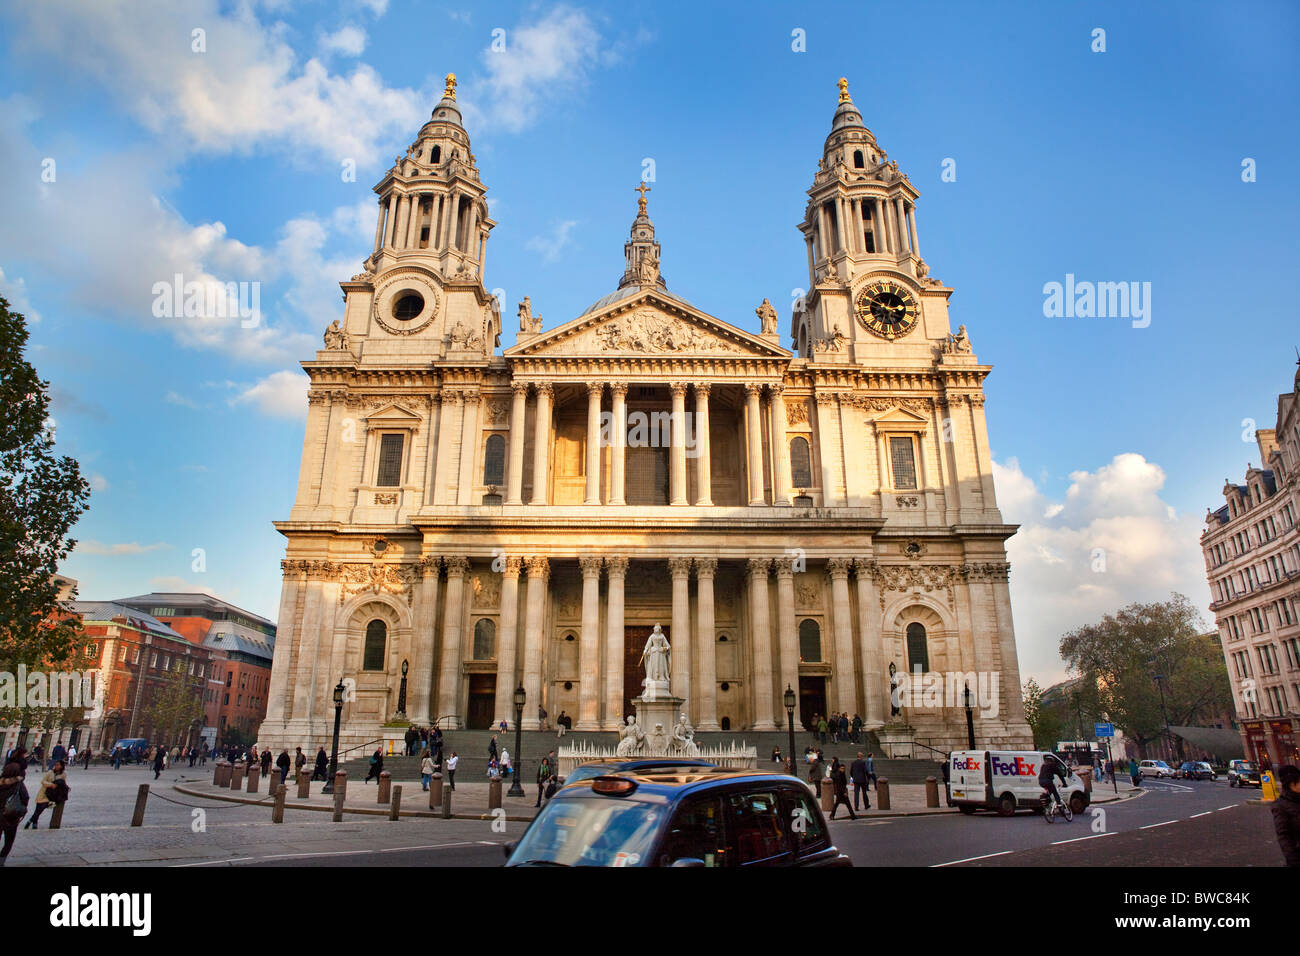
[341,728,945,785]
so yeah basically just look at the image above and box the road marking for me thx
[1219,805,1236,811]
[1140,820,1178,830]
[174,857,254,867]
[931,850,1011,867]
[1190,811,1212,818]
[378,841,475,852]
[1051,832,1117,846]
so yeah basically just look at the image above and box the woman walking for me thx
[0,747,29,866]
[365,747,384,784]
[25,760,67,829]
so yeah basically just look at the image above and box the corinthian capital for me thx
[444,555,470,576]
[746,556,771,578]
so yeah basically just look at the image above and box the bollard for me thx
[246,766,260,793]
[390,784,402,821]
[429,773,443,810]
[217,761,232,787]
[1081,768,1093,795]
[212,761,225,787]
[441,783,452,819]
[272,785,286,823]
[925,776,939,808]
[131,784,150,827]
[297,769,310,799]
[50,801,66,829]
[331,770,347,821]
[488,777,502,812]
[270,770,284,794]
[230,763,246,791]
[377,770,391,804]
[877,778,891,811]
[819,776,834,813]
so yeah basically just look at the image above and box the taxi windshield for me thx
[509,796,666,867]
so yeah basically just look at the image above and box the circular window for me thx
[563,681,573,691]
[720,682,730,692]
[392,292,424,322]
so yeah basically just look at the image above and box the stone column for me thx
[744,383,766,505]
[442,190,458,251]
[372,199,386,254]
[436,556,469,728]
[521,556,549,729]
[505,382,528,505]
[669,382,688,506]
[747,558,778,730]
[873,198,888,253]
[609,382,628,506]
[385,193,399,248]
[394,195,411,250]
[406,194,423,248]
[768,385,792,506]
[694,558,719,730]
[585,382,603,505]
[774,556,799,714]
[492,556,523,727]
[693,383,712,506]
[602,556,628,728]
[577,555,603,730]
[827,558,858,715]
[895,197,908,254]
[264,561,304,726]
[456,389,481,505]
[291,569,325,723]
[529,383,552,505]
[854,558,885,727]
[431,389,463,505]
[408,555,440,725]
[669,557,692,702]
[907,203,920,258]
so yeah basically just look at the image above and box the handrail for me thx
[434,714,461,730]
[334,737,385,760]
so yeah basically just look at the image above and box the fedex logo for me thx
[951,756,981,771]
[991,756,1037,777]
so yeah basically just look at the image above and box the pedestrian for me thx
[421,751,434,791]
[809,753,825,798]
[111,746,122,770]
[771,746,782,764]
[839,713,849,744]
[536,754,552,807]
[81,748,93,771]
[488,734,498,762]
[313,746,329,782]
[152,746,165,780]
[188,747,197,768]
[430,727,444,765]
[294,747,306,777]
[1270,764,1300,867]
[365,748,383,784]
[0,747,29,866]
[498,719,508,736]
[25,760,67,829]
[829,758,856,820]
[851,713,863,745]
[260,747,272,778]
[556,711,568,738]
[276,749,291,785]
[1130,760,1142,788]
[447,752,458,790]
[850,752,870,811]
[537,704,548,731]
[866,752,876,790]
[501,748,512,778]
[817,715,828,746]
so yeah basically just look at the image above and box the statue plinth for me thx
[634,693,685,751]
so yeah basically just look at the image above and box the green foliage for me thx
[1059,593,1234,759]
[1023,677,1069,750]
[141,660,205,747]
[0,296,92,725]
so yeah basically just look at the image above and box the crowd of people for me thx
[808,712,866,745]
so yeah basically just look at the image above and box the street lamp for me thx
[963,682,976,750]
[322,679,345,795]
[1148,661,1174,763]
[508,684,526,797]
[783,685,797,776]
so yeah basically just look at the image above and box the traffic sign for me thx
[1094,722,1114,738]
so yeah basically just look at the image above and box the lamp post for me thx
[322,679,345,795]
[963,682,976,750]
[508,684,526,797]
[1148,661,1173,763]
[783,685,797,776]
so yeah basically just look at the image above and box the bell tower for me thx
[792,79,949,363]
[618,181,668,292]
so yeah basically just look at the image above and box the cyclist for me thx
[1038,754,1067,812]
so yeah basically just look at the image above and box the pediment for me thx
[364,403,423,425]
[870,405,930,425]
[505,289,789,360]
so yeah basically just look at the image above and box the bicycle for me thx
[1041,789,1073,824]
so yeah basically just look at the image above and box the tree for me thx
[1023,677,1069,750]
[0,296,92,727]
[141,660,205,748]
[1059,594,1234,759]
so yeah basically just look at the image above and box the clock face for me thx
[855,281,918,340]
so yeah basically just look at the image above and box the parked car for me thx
[559,758,716,788]
[505,768,851,867]
[1176,761,1216,780]
[1138,759,1174,778]
[1228,760,1261,788]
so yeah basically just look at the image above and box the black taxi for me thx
[504,769,851,867]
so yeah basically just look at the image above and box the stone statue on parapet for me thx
[756,298,778,335]
[323,319,349,350]
[639,624,671,699]
[517,296,542,333]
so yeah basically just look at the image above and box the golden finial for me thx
[635,180,651,214]
[837,77,850,104]
[443,73,457,100]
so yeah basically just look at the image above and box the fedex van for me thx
[948,750,1089,817]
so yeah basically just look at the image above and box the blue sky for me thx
[1,1,1297,682]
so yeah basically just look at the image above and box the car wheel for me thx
[996,793,1016,817]
[1069,793,1087,815]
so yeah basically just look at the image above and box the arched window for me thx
[431,145,441,164]
[790,437,812,487]
[799,619,821,662]
[473,619,495,660]
[363,619,387,671]
[483,433,506,486]
[853,149,865,169]
[906,622,929,673]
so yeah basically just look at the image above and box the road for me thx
[826,778,1284,867]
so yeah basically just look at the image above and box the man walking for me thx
[850,752,871,811]
[1271,764,1300,866]
[152,745,165,780]
[829,758,856,820]
[865,752,876,790]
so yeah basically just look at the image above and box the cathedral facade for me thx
[257,76,1033,752]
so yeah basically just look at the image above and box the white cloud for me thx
[148,576,220,598]
[5,0,424,168]
[321,25,367,58]
[76,540,171,556]
[525,219,578,263]
[165,391,204,409]
[994,454,1212,687]
[230,369,309,419]
[0,266,41,323]
[88,473,110,492]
